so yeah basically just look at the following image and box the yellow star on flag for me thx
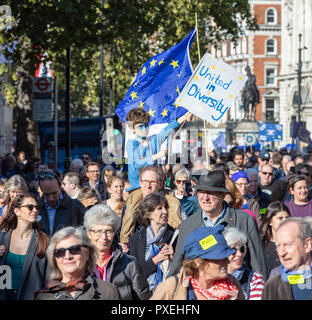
[229,94,233,99]
[239,75,243,80]
[150,59,156,67]
[148,108,156,117]
[178,71,182,78]
[138,101,144,108]
[176,86,180,95]
[194,75,199,81]
[142,66,146,75]
[221,68,225,72]
[161,109,168,118]
[133,81,139,87]
[170,60,179,69]
[173,102,180,108]
[211,65,216,70]
[158,59,164,66]
[130,91,138,100]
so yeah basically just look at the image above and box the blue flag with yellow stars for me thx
[115,29,196,125]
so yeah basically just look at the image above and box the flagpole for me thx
[195,12,210,170]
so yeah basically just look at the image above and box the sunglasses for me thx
[298,171,310,177]
[53,244,85,259]
[37,172,58,180]
[261,172,273,176]
[234,245,246,254]
[19,204,40,211]
[134,124,148,131]
[176,180,188,184]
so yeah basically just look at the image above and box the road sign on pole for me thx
[33,77,52,121]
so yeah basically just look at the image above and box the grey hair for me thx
[70,159,85,174]
[5,175,28,193]
[46,226,97,281]
[223,227,247,246]
[175,168,190,181]
[83,204,121,232]
[228,164,240,171]
[278,217,312,240]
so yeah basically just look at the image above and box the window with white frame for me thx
[266,8,276,24]
[265,98,275,120]
[265,68,276,86]
[266,38,276,55]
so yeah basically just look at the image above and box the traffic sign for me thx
[33,77,52,95]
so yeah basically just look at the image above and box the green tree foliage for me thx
[0,0,258,156]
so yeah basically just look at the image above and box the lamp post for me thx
[64,47,71,172]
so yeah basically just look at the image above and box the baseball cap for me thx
[183,225,236,260]
[259,151,270,160]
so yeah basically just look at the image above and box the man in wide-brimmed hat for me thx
[168,170,268,280]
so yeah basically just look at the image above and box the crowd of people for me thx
[0,115,312,300]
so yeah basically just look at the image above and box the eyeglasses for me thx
[19,204,40,211]
[82,157,90,160]
[89,229,114,238]
[235,183,248,187]
[176,180,188,184]
[261,172,273,176]
[140,180,158,186]
[87,170,100,174]
[54,244,85,259]
[134,124,148,131]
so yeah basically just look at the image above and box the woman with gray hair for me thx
[223,227,265,300]
[84,204,151,300]
[35,226,119,300]
[171,168,198,220]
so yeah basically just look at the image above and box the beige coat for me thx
[119,188,181,244]
[150,267,245,300]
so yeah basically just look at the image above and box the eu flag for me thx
[115,30,196,125]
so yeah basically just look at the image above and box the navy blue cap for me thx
[183,225,236,260]
[259,151,270,160]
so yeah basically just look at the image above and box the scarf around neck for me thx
[190,277,239,300]
[280,262,312,284]
[145,224,168,290]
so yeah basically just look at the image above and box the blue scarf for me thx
[280,262,312,284]
[144,225,167,291]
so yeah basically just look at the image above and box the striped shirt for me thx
[249,271,265,300]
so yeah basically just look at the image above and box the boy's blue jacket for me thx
[126,119,180,191]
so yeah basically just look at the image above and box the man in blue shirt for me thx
[37,170,85,236]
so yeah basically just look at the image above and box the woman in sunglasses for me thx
[0,192,48,300]
[84,204,151,300]
[285,175,312,218]
[223,227,265,300]
[172,168,198,221]
[35,226,119,300]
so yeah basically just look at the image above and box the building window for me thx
[266,8,276,24]
[266,68,276,86]
[265,99,275,120]
[266,38,276,54]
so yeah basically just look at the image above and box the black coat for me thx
[37,192,85,236]
[0,229,49,300]
[129,224,177,279]
[94,243,151,300]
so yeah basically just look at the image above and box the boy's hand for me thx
[152,148,167,162]
[177,112,193,124]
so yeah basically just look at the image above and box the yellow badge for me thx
[199,235,218,251]
[287,274,305,285]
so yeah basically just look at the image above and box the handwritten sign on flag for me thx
[175,53,248,126]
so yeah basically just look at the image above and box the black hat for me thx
[192,171,230,193]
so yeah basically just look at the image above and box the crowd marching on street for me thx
[0,107,312,301]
